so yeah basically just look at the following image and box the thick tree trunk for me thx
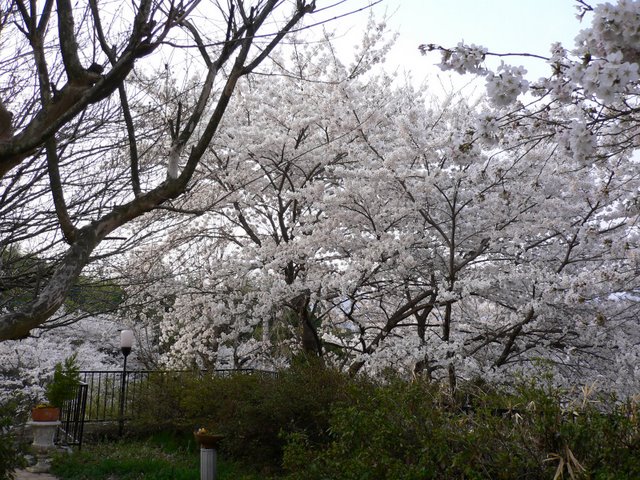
[0,229,98,339]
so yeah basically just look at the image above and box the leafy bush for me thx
[282,379,640,480]
[0,397,26,480]
[130,361,357,472]
[45,353,81,408]
[215,361,356,471]
[129,366,640,479]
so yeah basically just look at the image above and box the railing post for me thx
[118,355,128,436]
[56,381,88,449]
[76,383,87,449]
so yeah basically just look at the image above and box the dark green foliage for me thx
[128,367,640,479]
[45,354,81,408]
[131,362,355,473]
[65,277,123,315]
[0,397,26,480]
[282,379,640,480]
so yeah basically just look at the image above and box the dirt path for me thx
[13,470,59,480]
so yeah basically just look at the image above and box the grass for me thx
[50,432,264,480]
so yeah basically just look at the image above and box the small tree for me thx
[44,354,81,409]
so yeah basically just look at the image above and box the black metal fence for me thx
[56,368,275,449]
[80,369,145,424]
[57,382,88,449]
[79,368,273,423]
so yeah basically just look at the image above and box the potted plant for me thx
[32,354,81,422]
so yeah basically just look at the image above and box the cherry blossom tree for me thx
[116,1,640,395]
[309,82,638,393]
[120,20,397,367]
[122,29,640,396]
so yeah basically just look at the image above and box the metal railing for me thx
[79,368,275,423]
[80,369,163,423]
[53,368,274,449]
[57,382,88,449]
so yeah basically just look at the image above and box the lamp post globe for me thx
[120,329,134,358]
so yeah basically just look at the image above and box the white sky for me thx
[330,0,600,95]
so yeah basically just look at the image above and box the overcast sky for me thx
[334,0,598,95]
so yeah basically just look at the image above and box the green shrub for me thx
[214,362,355,472]
[282,379,640,480]
[130,362,356,473]
[129,370,201,430]
[129,366,640,479]
[45,354,81,408]
[0,397,26,480]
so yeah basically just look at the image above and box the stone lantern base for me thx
[26,421,60,473]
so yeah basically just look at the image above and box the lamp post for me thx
[118,329,134,436]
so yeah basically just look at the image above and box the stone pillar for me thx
[200,447,217,480]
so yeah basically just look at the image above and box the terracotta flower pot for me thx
[194,432,224,449]
[31,406,60,422]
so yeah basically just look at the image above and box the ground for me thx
[14,470,59,480]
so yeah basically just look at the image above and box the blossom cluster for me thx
[485,63,529,107]
[428,0,640,108]
[437,42,488,75]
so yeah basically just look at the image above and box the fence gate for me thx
[57,382,88,450]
